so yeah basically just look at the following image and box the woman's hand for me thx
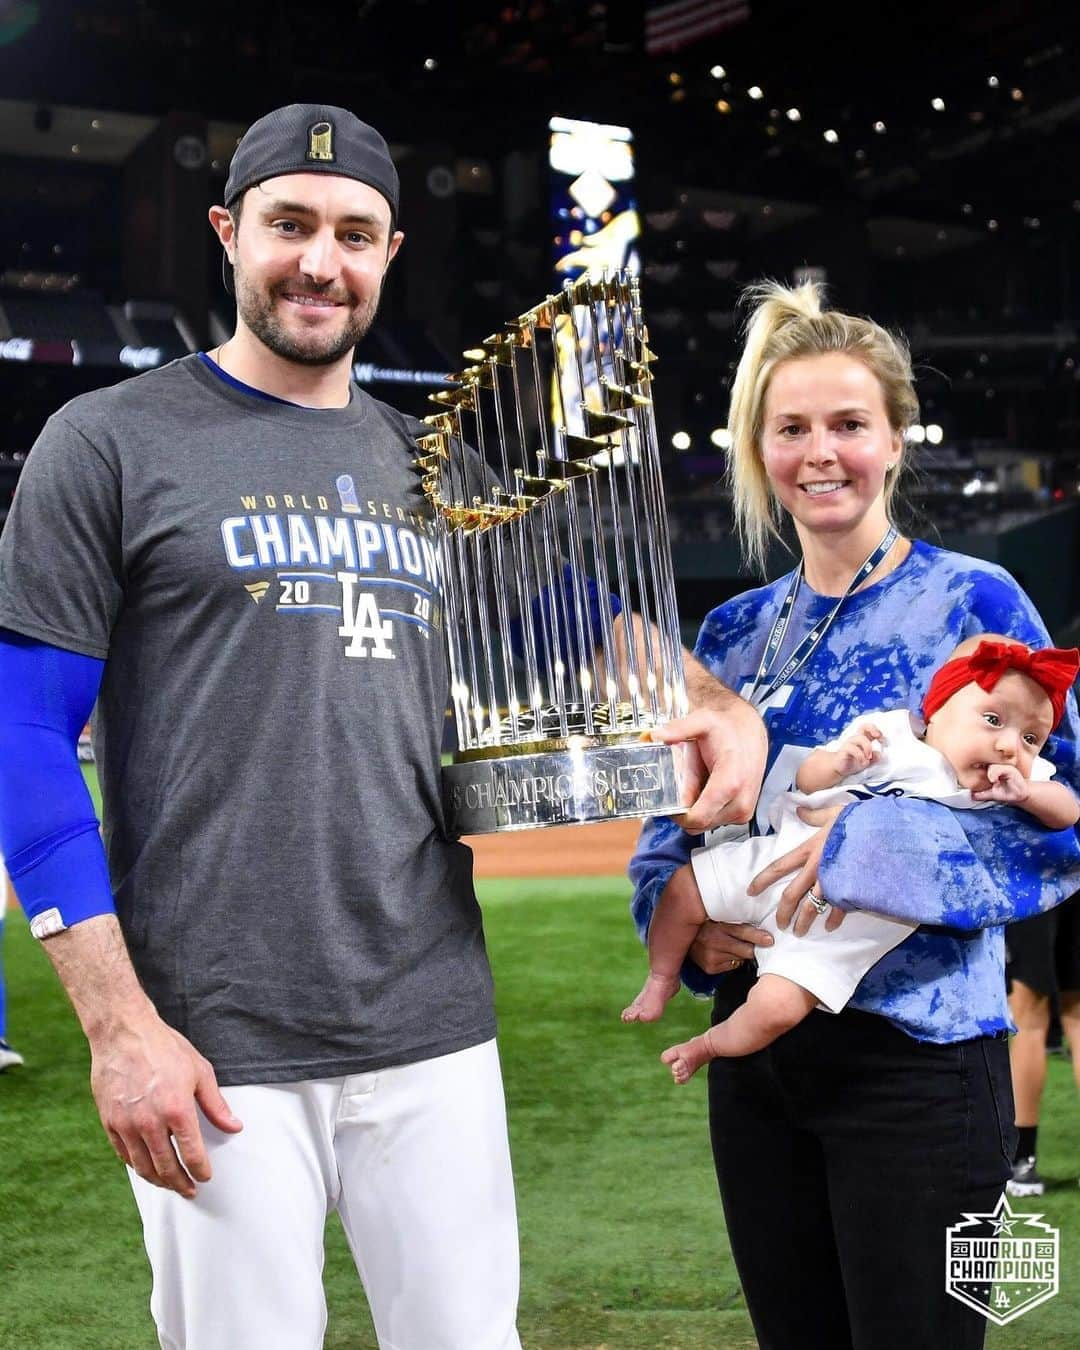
[661,863,773,974]
[747,803,848,936]
[688,919,775,973]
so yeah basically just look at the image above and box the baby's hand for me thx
[835,723,884,776]
[972,763,1030,805]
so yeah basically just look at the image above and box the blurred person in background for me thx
[0,892,25,1069]
[1005,891,1080,1194]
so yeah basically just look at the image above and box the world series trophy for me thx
[415,270,688,834]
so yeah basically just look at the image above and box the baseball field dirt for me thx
[466,818,645,878]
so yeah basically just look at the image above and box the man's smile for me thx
[280,292,345,308]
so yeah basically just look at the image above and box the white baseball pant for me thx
[129,1038,521,1350]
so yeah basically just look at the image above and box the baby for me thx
[623,636,1080,1082]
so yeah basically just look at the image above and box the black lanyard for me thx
[746,526,898,708]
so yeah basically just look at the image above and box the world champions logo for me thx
[946,1193,1059,1326]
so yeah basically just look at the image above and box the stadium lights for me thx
[710,65,726,79]
[710,428,733,449]
[671,431,691,450]
[931,97,945,111]
[786,108,801,122]
[907,425,926,444]
[823,129,839,143]
[747,86,764,100]
[926,424,943,444]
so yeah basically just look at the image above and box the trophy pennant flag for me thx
[416,270,687,833]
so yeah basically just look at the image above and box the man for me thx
[0,104,766,1348]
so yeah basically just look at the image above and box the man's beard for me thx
[233,258,381,366]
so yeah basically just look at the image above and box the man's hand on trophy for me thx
[649,655,768,834]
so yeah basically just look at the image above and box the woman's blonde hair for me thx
[726,280,919,575]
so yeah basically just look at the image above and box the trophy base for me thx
[444,734,684,835]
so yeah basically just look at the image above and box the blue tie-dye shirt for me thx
[629,540,1080,1042]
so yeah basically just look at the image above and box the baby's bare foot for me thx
[621,972,682,1023]
[660,1034,712,1084]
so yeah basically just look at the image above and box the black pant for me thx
[708,970,1016,1350]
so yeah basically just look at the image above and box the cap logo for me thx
[307,120,335,162]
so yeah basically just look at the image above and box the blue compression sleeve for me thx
[0,630,113,933]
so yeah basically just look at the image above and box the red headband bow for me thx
[923,640,1080,730]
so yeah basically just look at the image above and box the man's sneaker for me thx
[1006,1156,1045,1197]
[0,1038,24,1071]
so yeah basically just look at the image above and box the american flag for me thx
[644,0,750,55]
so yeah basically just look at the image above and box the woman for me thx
[629,281,1080,1350]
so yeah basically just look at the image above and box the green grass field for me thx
[2,876,1078,1348]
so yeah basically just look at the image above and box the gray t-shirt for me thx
[0,354,496,1084]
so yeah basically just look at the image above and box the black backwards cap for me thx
[223,103,399,218]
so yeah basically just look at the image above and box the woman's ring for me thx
[729,957,742,968]
[804,888,829,915]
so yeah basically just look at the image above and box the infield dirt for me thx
[467,818,644,878]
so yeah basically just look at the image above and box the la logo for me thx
[337,572,394,659]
